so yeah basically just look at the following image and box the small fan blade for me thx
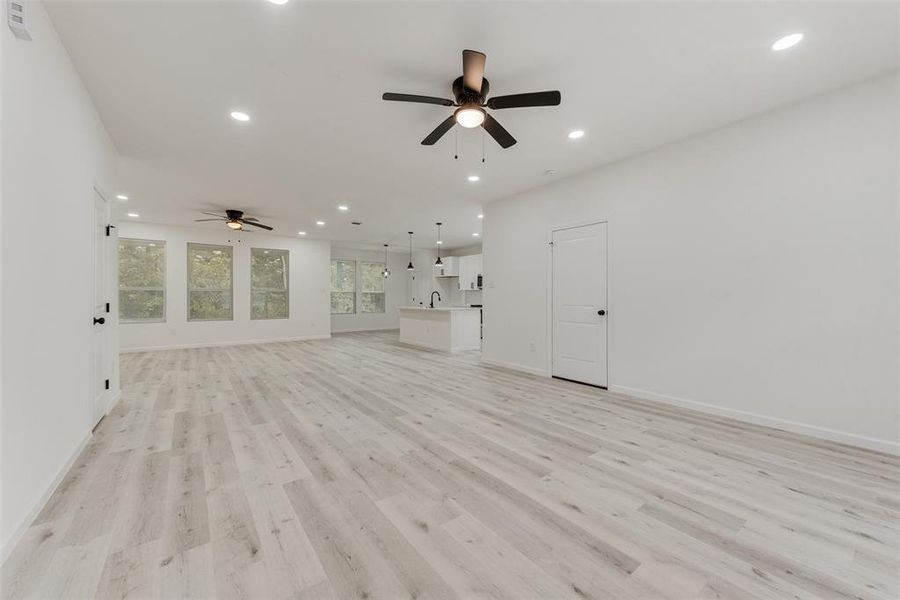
[382,93,454,107]
[487,91,561,110]
[482,113,516,148]
[462,49,486,94]
[241,220,273,231]
[421,115,456,146]
[194,218,225,222]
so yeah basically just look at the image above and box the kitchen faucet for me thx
[430,290,441,309]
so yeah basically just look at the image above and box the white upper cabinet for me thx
[433,256,458,277]
[457,254,483,291]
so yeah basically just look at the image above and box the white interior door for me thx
[91,190,112,426]
[552,222,608,387]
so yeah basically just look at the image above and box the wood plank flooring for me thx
[3,330,899,599]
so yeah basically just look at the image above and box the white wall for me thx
[483,73,900,453]
[330,245,411,332]
[1,1,119,559]
[118,223,330,351]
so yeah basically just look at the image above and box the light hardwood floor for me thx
[3,331,899,599]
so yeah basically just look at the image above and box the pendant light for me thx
[382,244,391,279]
[406,232,414,271]
[434,222,443,267]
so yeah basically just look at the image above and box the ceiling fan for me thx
[194,209,273,231]
[382,49,561,149]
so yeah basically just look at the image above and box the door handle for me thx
[597,310,606,316]
[93,317,106,325]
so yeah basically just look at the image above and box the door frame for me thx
[547,219,610,387]
[91,185,117,427]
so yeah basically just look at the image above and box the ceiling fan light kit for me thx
[383,49,561,150]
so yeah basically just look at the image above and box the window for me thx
[118,238,166,322]
[361,262,385,313]
[251,248,289,320]
[187,243,233,321]
[331,260,356,314]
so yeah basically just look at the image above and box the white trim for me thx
[120,334,331,353]
[548,219,610,385]
[332,326,398,334]
[1,432,92,565]
[610,384,900,456]
[481,356,551,377]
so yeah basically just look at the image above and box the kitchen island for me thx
[398,306,481,352]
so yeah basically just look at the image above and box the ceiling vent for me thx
[7,1,31,41]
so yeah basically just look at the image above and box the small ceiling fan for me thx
[194,209,273,231]
[382,49,561,149]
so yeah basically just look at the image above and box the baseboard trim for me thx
[609,384,900,456]
[332,327,399,334]
[120,334,332,353]
[480,357,550,377]
[1,431,92,565]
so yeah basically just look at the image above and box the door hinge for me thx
[104,379,110,390]
[105,224,116,236]
[105,302,110,313]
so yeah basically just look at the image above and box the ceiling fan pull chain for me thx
[454,128,458,160]
[482,128,485,163]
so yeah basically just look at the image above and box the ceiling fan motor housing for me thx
[453,76,489,105]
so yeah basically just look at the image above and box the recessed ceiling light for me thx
[230,111,250,122]
[337,205,349,211]
[436,240,443,245]
[116,194,129,200]
[472,232,480,237]
[477,213,484,219]
[316,220,325,226]
[468,175,480,182]
[568,130,585,140]
[127,212,139,218]
[268,0,289,4]
[297,231,306,236]
[772,33,803,51]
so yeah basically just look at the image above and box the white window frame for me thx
[118,238,166,323]
[331,259,357,315]
[361,261,386,314]
[250,247,289,320]
[187,242,233,322]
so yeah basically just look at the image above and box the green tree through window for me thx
[361,262,385,313]
[188,243,233,321]
[251,248,289,319]
[118,239,166,322]
[331,260,356,314]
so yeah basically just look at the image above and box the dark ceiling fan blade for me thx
[242,217,259,221]
[201,211,226,218]
[487,91,561,110]
[194,218,225,222]
[240,220,273,231]
[462,49,486,94]
[421,115,457,146]
[482,113,516,148]
[382,93,454,107]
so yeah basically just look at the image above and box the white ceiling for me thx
[46,1,899,249]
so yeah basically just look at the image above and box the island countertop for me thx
[398,306,481,351]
